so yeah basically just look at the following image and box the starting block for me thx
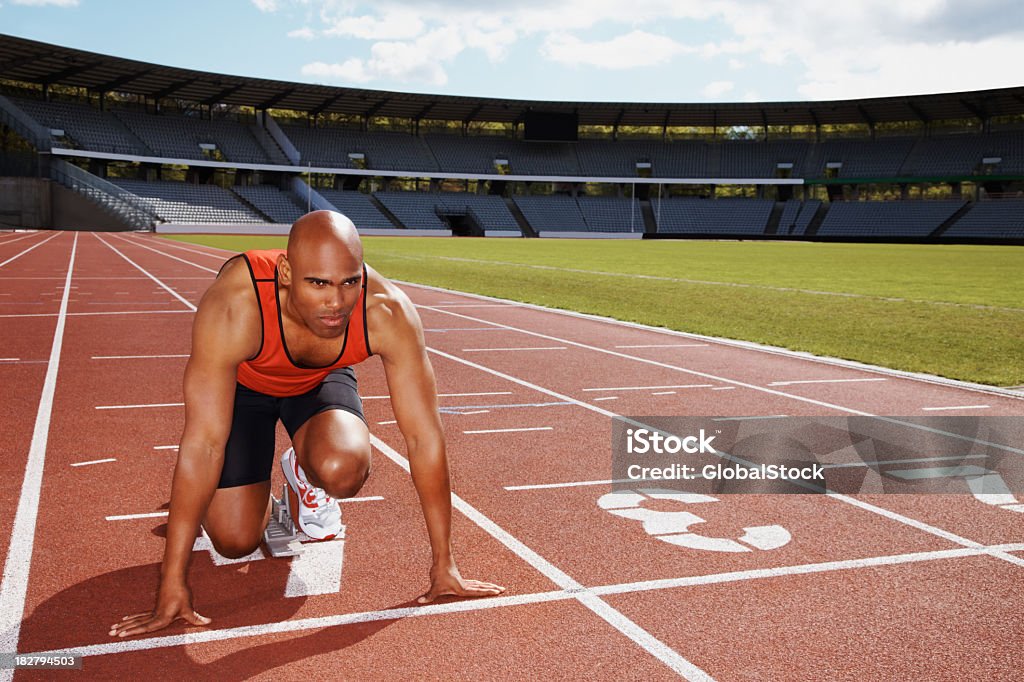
[262,484,345,558]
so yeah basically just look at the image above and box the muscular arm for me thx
[111,258,257,637]
[369,272,503,602]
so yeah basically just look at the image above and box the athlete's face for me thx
[279,247,363,339]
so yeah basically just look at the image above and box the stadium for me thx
[1,13,1023,681]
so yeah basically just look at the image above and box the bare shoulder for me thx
[191,255,261,362]
[364,265,423,357]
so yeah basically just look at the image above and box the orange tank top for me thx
[232,249,372,397]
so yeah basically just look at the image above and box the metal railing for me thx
[49,159,159,229]
[0,94,52,151]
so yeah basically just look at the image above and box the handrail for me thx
[49,159,158,228]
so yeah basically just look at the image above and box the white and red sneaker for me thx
[281,447,343,541]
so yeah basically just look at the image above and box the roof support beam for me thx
[203,84,244,106]
[311,93,344,116]
[152,78,198,102]
[42,61,102,84]
[94,69,153,94]
[257,88,294,111]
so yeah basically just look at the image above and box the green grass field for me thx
[165,235,1024,387]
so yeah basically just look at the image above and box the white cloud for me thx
[541,30,692,69]
[728,58,744,70]
[702,80,734,98]
[287,27,316,40]
[12,0,78,6]
[251,0,277,11]
[303,25,464,85]
[323,11,424,40]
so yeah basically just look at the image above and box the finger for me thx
[456,585,505,597]
[114,617,172,638]
[109,615,152,633]
[181,610,211,627]
[121,612,151,621]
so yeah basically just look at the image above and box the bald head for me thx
[288,210,363,264]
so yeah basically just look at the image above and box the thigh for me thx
[218,383,279,489]
[203,480,272,554]
[280,366,366,441]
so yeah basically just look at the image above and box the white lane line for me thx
[0,233,75,674]
[0,231,60,269]
[106,512,169,521]
[593,396,619,402]
[361,391,512,400]
[92,354,189,360]
[425,327,504,332]
[133,234,235,258]
[401,279,1024,402]
[506,478,637,491]
[0,232,42,249]
[70,458,117,468]
[369,435,712,680]
[614,344,709,349]
[0,358,20,362]
[96,402,184,410]
[711,415,788,421]
[463,427,553,434]
[421,304,513,308]
[651,391,677,395]
[457,409,491,415]
[768,378,888,386]
[153,445,179,450]
[921,405,991,411]
[341,496,384,503]
[377,420,397,425]
[822,454,988,470]
[422,341,1024,569]
[0,310,194,318]
[583,384,713,392]
[462,346,567,352]
[23,540,1024,663]
[711,386,736,391]
[111,233,219,273]
[93,234,196,311]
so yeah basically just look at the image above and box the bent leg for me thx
[292,408,371,499]
[202,481,272,558]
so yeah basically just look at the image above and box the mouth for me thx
[319,314,346,328]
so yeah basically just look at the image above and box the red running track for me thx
[0,231,1022,680]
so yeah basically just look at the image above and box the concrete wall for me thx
[50,183,134,231]
[0,177,50,228]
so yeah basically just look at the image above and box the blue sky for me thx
[2,0,1024,104]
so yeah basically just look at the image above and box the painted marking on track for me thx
[92,354,189,360]
[652,391,677,395]
[463,427,553,434]
[25,539,1024,663]
[440,401,572,412]
[822,454,988,469]
[506,478,643,491]
[583,384,713,392]
[711,386,736,391]
[768,378,888,386]
[455,409,490,415]
[378,420,397,425]
[106,512,169,521]
[95,402,184,410]
[110,233,219,273]
[711,415,788,421]
[615,344,709,349]
[462,346,567,352]
[921,405,990,411]
[93,234,197,311]
[425,327,504,332]
[362,391,512,400]
[0,231,61,269]
[419,304,513,308]
[0,358,20,362]
[70,458,116,467]
[153,445,178,450]
[0,310,194,318]
[593,396,619,401]
[0,233,75,676]
[342,496,384,503]
[369,435,712,679]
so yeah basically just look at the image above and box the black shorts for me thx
[218,366,365,488]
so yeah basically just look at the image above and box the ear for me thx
[277,254,292,286]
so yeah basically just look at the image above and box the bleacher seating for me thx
[512,195,588,232]
[651,198,774,235]
[805,138,915,178]
[314,189,395,229]
[901,132,1024,177]
[115,111,271,164]
[284,125,437,172]
[434,193,520,231]
[576,196,644,232]
[817,200,964,237]
[373,192,449,229]
[231,185,303,223]
[12,98,147,155]
[943,199,1024,239]
[111,179,264,223]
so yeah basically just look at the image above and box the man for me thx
[111,211,504,638]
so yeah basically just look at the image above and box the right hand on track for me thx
[109,582,211,638]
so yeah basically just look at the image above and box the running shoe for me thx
[281,447,343,541]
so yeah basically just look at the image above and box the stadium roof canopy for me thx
[3,33,1024,128]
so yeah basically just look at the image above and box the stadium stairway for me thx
[368,195,406,228]
[764,202,785,235]
[503,197,536,237]
[928,202,974,239]
[802,202,830,236]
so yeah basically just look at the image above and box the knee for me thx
[307,445,370,499]
[209,532,262,559]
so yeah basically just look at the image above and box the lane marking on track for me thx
[455,409,490,415]
[153,445,178,450]
[506,478,640,491]
[0,232,61,269]
[70,458,116,467]
[593,396,619,401]
[110,233,218,274]
[401,279,1024,402]
[106,512,169,521]
[652,391,676,395]
[0,233,76,677]
[421,340,1024,569]
[822,454,988,469]
[93,234,196,312]
[0,358,19,361]
[615,344,709,349]
[420,304,514,308]
[425,327,505,332]
[711,386,736,391]
[132,235,234,259]
[0,310,194,318]
[378,420,397,425]
[921,405,990,411]
[583,384,713,392]
[768,378,888,386]
[95,402,184,410]
[711,415,788,421]
[92,354,189,360]
[362,391,512,400]
[369,435,713,680]
[462,346,567,352]
[463,427,553,434]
